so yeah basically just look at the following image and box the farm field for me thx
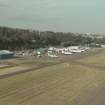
[0,48,105,105]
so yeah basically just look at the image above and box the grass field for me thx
[0,57,61,76]
[78,49,105,67]
[0,49,105,105]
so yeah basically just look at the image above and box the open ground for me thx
[0,48,105,105]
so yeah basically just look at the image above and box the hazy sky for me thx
[0,0,105,33]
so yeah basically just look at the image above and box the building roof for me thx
[36,48,46,54]
[0,50,14,55]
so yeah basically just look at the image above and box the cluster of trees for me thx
[0,26,105,50]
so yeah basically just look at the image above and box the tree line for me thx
[0,26,105,50]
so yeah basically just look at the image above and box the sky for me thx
[0,0,105,33]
